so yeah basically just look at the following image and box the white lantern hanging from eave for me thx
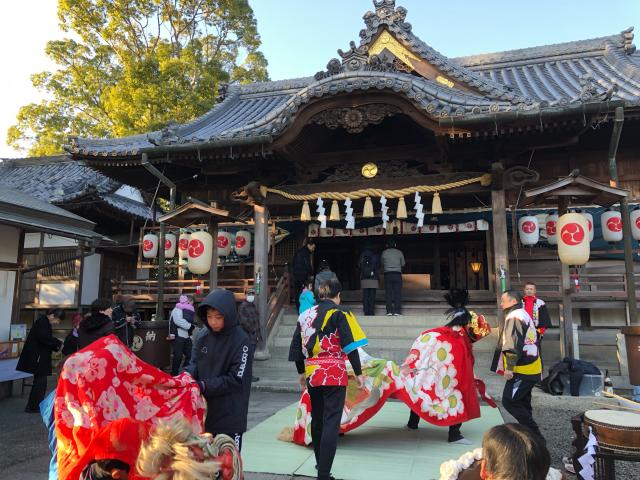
[234,230,251,256]
[518,215,539,246]
[164,233,177,258]
[558,213,590,265]
[178,232,191,259]
[188,231,213,274]
[581,212,594,242]
[631,208,640,240]
[545,213,558,245]
[142,233,158,259]
[601,209,623,243]
[217,231,233,256]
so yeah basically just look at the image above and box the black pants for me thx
[502,377,542,438]
[384,272,402,314]
[407,411,463,441]
[171,336,192,376]
[214,432,243,452]
[308,384,347,480]
[26,375,48,411]
[362,288,376,316]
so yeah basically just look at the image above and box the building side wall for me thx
[0,225,20,341]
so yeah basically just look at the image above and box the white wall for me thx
[24,233,78,249]
[0,225,20,341]
[81,253,102,305]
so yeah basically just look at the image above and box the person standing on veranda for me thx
[381,240,405,316]
[522,281,552,349]
[359,245,380,316]
[289,278,368,480]
[292,238,316,310]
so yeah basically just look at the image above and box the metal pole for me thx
[607,107,637,324]
[141,153,177,321]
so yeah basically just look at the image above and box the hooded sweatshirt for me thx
[185,289,253,433]
[78,313,114,350]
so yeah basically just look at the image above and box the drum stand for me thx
[571,413,640,479]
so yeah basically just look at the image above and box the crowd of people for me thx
[14,232,559,479]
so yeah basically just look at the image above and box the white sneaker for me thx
[393,313,399,316]
[386,313,393,316]
[450,437,473,445]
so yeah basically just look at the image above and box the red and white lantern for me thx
[142,233,158,259]
[178,232,191,259]
[601,209,623,243]
[581,212,594,242]
[188,231,213,274]
[234,230,251,256]
[164,233,176,258]
[631,208,640,240]
[558,213,590,265]
[217,231,233,256]
[518,215,539,246]
[545,213,558,245]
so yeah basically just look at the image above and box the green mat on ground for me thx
[242,402,503,480]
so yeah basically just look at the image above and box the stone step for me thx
[275,324,480,338]
[280,314,498,328]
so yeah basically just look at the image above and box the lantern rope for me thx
[265,174,491,201]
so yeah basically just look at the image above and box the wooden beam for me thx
[254,205,270,357]
[491,162,509,324]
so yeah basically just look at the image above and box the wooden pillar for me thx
[11,230,25,325]
[491,162,509,323]
[558,197,575,359]
[208,220,219,291]
[74,241,85,308]
[254,204,270,357]
[432,234,441,290]
[621,199,638,324]
[485,228,494,293]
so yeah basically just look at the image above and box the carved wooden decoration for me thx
[310,104,401,133]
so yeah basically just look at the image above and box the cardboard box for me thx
[0,341,24,359]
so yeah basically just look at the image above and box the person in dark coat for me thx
[17,308,65,413]
[358,246,380,316]
[79,299,114,350]
[112,299,141,348]
[292,239,315,310]
[238,288,262,382]
[185,288,253,451]
[61,313,84,356]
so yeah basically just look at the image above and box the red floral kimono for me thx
[292,313,495,445]
[55,335,206,480]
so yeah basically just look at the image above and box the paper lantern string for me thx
[344,198,355,229]
[380,196,390,230]
[315,198,326,228]
[414,192,425,227]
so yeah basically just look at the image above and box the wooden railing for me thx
[510,273,640,303]
[266,274,289,337]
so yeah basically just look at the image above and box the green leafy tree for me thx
[8,0,268,156]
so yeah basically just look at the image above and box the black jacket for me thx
[78,313,114,350]
[112,305,141,347]
[238,301,261,345]
[16,316,62,377]
[292,246,313,282]
[186,289,253,434]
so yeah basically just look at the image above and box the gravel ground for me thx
[2,379,639,479]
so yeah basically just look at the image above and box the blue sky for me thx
[1,0,638,157]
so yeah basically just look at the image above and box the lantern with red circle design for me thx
[164,233,177,258]
[518,215,539,246]
[631,208,640,241]
[601,209,623,243]
[234,230,251,256]
[581,212,594,242]
[178,232,191,260]
[187,231,213,274]
[545,213,558,245]
[557,213,590,265]
[217,231,233,256]
[142,233,158,259]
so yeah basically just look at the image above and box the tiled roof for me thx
[67,1,640,158]
[0,156,152,219]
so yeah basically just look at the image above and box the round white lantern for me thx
[178,232,191,259]
[581,212,594,242]
[545,213,558,245]
[234,230,251,256]
[164,233,177,258]
[188,231,213,275]
[518,215,539,246]
[631,208,640,241]
[217,231,233,256]
[142,233,158,259]
[558,213,590,265]
[601,209,623,243]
